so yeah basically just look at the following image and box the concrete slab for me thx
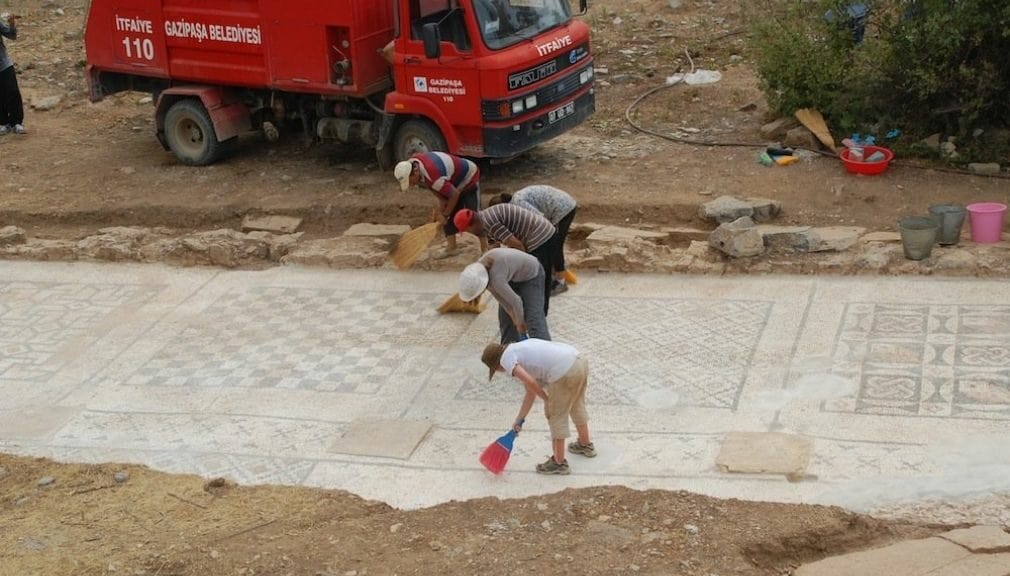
[794,538,971,576]
[329,419,432,459]
[941,526,1010,553]
[927,553,1010,576]
[241,215,302,234]
[343,223,411,240]
[716,431,812,480]
[0,406,82,440]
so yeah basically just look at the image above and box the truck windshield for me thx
[473,0,572,51]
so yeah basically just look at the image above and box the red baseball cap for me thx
[453,209,476,231]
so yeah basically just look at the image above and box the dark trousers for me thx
[528,241,554,316]
[552,207,577,274]
[0,66,24,127]
[498,267,551,344]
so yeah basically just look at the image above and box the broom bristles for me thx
[391,222,440,269]
[794,108,837,152]
[563,269,578,285]
[437,293,485,314]
[479,441,512,475]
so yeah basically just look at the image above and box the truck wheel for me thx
[394,119,447,161]
[164,99,224,166]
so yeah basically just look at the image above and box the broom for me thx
[437,293,486,314]
[563,269,579,285]
[390,222,440,269]
[479,420,524,475]
[794,108,837,152]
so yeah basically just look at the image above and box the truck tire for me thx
[164,99,226,166]
[394,119,447,161]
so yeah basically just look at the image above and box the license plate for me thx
[548,102,575,124]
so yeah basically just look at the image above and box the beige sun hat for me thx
[481,342,507,381]
[394,160,414,191]
[458,262,489,302]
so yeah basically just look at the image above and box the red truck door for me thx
[396,2,481,157]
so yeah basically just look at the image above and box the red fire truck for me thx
[84,0,595,167]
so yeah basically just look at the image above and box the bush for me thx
[748,0,1010,160]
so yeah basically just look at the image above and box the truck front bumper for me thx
[482,89,595,158]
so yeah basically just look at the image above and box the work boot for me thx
[535,456,570,475]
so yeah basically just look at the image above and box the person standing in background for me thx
[0,12,26,135]
[489,185,577,295]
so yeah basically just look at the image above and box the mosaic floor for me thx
[2,262,1009,510]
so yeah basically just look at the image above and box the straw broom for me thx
[390,222,440,269]
[794,108,837,152]
[437,293,486,314]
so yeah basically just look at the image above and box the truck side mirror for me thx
[422,23,441,60]
[579,0,588,14]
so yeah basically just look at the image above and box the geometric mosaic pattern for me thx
[824,303,1010,419]
[122,287,459,393]
[0,281,158,384]
[457,296,772,409]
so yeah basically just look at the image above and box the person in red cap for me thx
[393,151,487,258]
[453,203,555,314]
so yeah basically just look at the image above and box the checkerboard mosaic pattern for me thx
[122,287,461,393]
[456,296,773,409]
[825,304,1010,419]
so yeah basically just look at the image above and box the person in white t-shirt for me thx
[481,338,595,475]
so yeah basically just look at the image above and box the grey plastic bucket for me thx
[898,216,938,260]
[928,204,967,246]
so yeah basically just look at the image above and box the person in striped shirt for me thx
[393,151,488,258]
[453,204,556,315]
[489,185,577,295]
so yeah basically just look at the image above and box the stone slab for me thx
[861,231,902,243]
[343,223,411,239]
[241,215,303,234]
[0,406,83,440]
[806,226,866,252]
[329,419,432,460]
[715,432,812,480]
[795,538,972,576]
[587,226,669,244]
[924,553,1010,576]
[940,526,1010,553]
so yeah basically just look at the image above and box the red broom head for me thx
[479,441,512,475]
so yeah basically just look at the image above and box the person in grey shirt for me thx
[490,185,578,295]
[0,13,25,135]
[457,247,550,344]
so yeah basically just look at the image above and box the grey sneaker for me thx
[13,124,26,135]
[535,456,570,475]
[550,280,568,296]
[0,125,10,135]
[568,441,597,458]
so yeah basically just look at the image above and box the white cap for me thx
[394,160,413,192]
[458,263,489,302]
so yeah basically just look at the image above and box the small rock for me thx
[536,502,548,511]
[31,95,63,111]
[921,133,942,150]
[630,564,640,572]
[784,126,820,149]
[114,471,129,484]
[138,96,153,105]
[429,541,443,551]
[760,117,799,140]
[37,476,56,487]
[709,216,764,258]
[120,166,136,175]
[737,102,757,112]
[389,523,402,533]
[541,520,552,531]
[668,0,683,8]
[684,524,700,535]
[940,141,958,159]
[968,162,1001,175]
[0,226,27,246]
[210,550,220,559]
[729,54,743,63]
[14,496,31,507]
[343,571,358,576]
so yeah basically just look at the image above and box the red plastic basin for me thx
[839,145,894,175]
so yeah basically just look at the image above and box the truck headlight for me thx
[512,100,524,114]
[525,95,537,109]
[580,68,592,84]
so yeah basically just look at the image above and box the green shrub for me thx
[748,0,1010,160]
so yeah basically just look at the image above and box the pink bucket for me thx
[966,202,1007,244]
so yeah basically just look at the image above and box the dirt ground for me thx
[2,454,947,576]
[1,1,1008,575]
